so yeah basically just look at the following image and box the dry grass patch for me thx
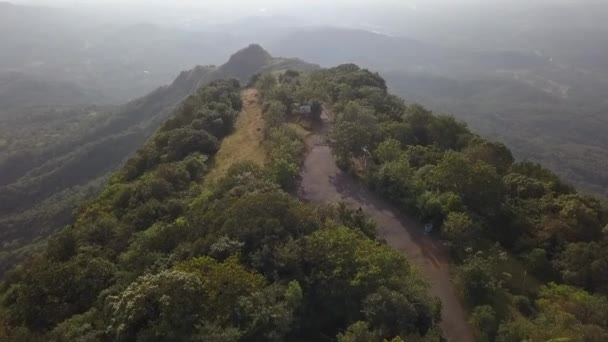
[205,89,267,183]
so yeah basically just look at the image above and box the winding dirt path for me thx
[298,111,474,342]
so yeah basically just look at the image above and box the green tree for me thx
[371,157,419,210]
[363,287,426,337]
[428,115,471,150]
[424,152,503,216]
[337,322,382,342]
[470,305,498,342]
[404,145,444,169]
[403,104,433,146]
[264,101,287,131]
[105,270,208,342]
[537,283,608,327]
[375,138,405,164]
[278,227,437,337]
[554,242,608,294]
[458,250,505,305]
[332,102,380,166]
[381,121,416,146]
[441,212,479,251]
[464,138,514,175]
[256,74,277,99]
[502,173,547,199]
[5,256,115,332]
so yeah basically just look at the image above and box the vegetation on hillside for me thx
[3,61,608,341]
[257,64,608,341]
[0,78,441,341]
[385,70,608,202]
[204,89,267,183]
[272,25,608,202]
[0,45,317,276]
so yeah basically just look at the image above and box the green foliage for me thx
[537,283,608,328]
[457,249,507,306]
[263,101,287,132]
[175,256,266,314]
[496,284,608,342]
[370,156,419,211]
[470,305,498,342]
[1,80,243,337]
[265,127,305,191]
[105,270,208,341]
[256,74,278,100]
[375,138,405,164]
[250,64,608,340]
[464,138,514,175]
[363,286,429,337]
[423,152,504,215]
[337,321,382,342]
[332,101,380,166]
[3,255,115,332]
[427,115,471,150]
[255,74,307,191]
[48,308,104,342]
[6,63,608,341]
[278,227,438,338]
[441,212,479,252]
[334,203,378,239]
[554,241,608,293]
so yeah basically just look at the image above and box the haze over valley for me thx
[1,1,608,341]
[3,0,608,198]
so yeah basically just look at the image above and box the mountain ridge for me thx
[0,45,317,272]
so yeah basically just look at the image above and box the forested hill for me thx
[254,64,608,341]
[0,74,441,341]
[1,61,608,341]
[256,66,608,340]
[0,45,317,275]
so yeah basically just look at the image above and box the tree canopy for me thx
[0,76,441,342]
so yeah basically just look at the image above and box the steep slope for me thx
[0,72,102,110]
[0,45,318,271]
[384,70,608,200]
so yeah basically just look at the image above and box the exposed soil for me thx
[298,110,475,342]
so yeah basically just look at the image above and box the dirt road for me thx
[299,111,475,342]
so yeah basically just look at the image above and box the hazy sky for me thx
[8,0,587,18]
[6,0,424,30]
[7,0,602,34]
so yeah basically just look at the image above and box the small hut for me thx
[298,101,322,121]
[299,104,312,115]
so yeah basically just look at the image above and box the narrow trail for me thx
[298,110,475,342]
